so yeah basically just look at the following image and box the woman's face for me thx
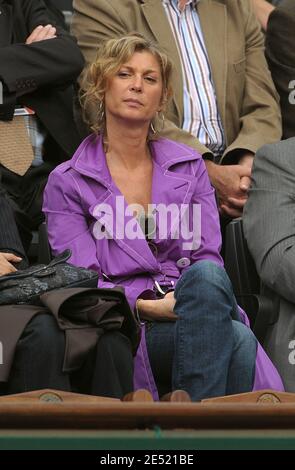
[104,51,164,127]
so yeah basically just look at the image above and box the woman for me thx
[43,34,283,400]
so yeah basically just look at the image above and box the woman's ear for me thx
[159,90,168,111]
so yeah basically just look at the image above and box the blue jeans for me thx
[146,261,257,401]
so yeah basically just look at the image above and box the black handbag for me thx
[0,250,99,305]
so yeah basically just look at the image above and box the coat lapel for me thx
[75,135,159,272]
[90,186,160,272]
[139,0,184,120]
[198,0,227,130]
[151,139,197,241]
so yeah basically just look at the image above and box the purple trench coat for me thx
[43,134,284,398]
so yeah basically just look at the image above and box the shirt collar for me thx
[162,0,200,8]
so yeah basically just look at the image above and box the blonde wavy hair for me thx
[80,33,173,136]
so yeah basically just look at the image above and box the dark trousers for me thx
[7,314,134,399]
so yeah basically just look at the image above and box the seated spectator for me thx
[0,0,84,254]
[43,34,283,400]
[244,138,295,392]
[264,0,295,138]
[0,192,134,398]
[71,0,282,219]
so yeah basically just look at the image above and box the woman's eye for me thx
[145,76,157,83]
[118,71,130,78]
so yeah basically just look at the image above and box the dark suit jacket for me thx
[265,1,295,139]
[244,138,295,391]
[0,0,84,164]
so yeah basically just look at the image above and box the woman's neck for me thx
[105,119,151,170]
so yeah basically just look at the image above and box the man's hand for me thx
[205,153,254,218]
[226,152,254,211]
[26,24,57,45]
[136,294,177,322]
[0,252,22,276]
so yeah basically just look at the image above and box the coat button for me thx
[176,257,190,268]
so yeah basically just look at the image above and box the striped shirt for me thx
[24,115,46,167]
[162,0,225,156]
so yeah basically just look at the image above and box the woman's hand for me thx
[0,252,22,276]
[136,292,177,321]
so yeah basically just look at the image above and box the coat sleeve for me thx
[43,169,104,273]
[221,0,282,162]
[243,140,295,304]
[0,0,84,119]
[43,168,141,310]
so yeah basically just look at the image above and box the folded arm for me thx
[0,1,84,119]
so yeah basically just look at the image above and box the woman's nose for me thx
[130,76,143,92]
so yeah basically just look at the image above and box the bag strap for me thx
[0,249,72,283]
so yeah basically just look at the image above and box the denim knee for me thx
[228,320,257,393]
[175,260,232,298]
[232,320,257,353]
